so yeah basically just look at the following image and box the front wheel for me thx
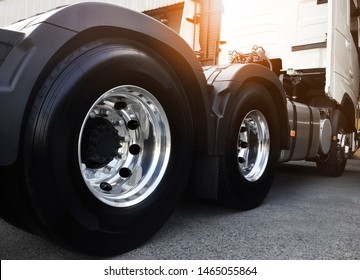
[218,83,280,210]
[14,39,194,255]
[78,85,172,208]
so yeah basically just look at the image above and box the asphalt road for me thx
[1,159,359,260]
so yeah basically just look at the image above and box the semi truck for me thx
[0,0,358,255]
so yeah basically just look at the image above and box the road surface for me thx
[1,159,359,259]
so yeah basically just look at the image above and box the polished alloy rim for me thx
[78,85,171,207]
[336,128,350,162]
[237,110,270,182]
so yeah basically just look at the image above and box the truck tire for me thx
[13,38,193,255]
[218,83,280,210]
[317,111,347,177]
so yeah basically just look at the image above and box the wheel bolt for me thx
[101,110,111,117]
[100,182,112,191]
[113,119,125,126]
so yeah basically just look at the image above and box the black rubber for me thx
[3,38,194,255]
[218,83,280,210]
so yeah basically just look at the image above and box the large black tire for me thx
[317,111,347,177]
[218,83,280,210]
[7,38,193,255]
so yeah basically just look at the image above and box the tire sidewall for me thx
[220,83,280,209]
[23,39,193,251]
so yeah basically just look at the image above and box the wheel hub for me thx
[237,110,270,182]
[78,85,171,208]
[81,117,121,168]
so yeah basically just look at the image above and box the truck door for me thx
[325,0,359,106]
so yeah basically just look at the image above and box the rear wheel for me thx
[11,38,194,255]
[317,111,348,177]
[218,83,280,210]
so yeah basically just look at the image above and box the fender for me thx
[205,63,290,154]
[0,2,209,166]
[189,63,290,200]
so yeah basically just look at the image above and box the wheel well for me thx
[206,63,290,152]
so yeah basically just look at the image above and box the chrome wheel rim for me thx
[237,110,270,182]
[78,85,171,207]
[336,128,350,162]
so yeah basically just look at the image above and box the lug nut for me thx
[101,110,111,117]
[113,119,125,126]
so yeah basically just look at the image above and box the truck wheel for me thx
[317,111,348,177]
[218,83,280,210]
[17,39,193,255]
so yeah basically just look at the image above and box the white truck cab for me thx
[182,0,359,157]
